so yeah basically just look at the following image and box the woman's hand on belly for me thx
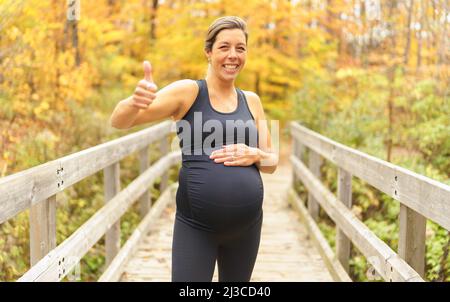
[209,143,260,166]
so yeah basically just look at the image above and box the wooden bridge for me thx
[1,121,449,282]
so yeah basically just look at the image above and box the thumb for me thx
[143,60,154,82]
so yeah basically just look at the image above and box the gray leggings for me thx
[171,213,263,282]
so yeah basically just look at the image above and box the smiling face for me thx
[205,28,247,82]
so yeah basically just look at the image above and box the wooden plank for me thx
[291,155,423,281]
[18,151,181,282]
[29,195,56,266]
[308,150,322,221]
[99,184,177,282]
[122,163,334,282]
[292,140,298,185]
[288,189,352,282]
[0,121,173,224]
[336,167,352,272]
[292,139,305,186]
[398,204,426,278]
[104,162,121,267]
[159,137,170,193]
[139,146,151,218]
[291,122,450,231]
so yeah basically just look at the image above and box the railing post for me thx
[29,195,56,266]
[104,162,121,266]
[336,168,352,272]
[292,138,306,193]
[139,146,151,218]
[159,136,170,193]
[398,204,426,278]
[308,150,322,221]
[292,139,299,187]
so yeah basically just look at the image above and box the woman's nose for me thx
[227,48,237,58]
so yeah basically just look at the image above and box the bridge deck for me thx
[120,163,333,281]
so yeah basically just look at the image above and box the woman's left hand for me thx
[209,144,260,166]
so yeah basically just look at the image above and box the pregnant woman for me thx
[110,16,278,281]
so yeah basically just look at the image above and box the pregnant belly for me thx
[182,161,264,232]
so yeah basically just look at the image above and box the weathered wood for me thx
[290,155,423,281]
[288,189,352,282]
[336,168,352,273]
[30,195,56,266]
[292,140,305,185]
[99,184,177,282]
[291,122,450,231]
[0,121,173,224]
[139,146,151,218]
[292,140,298,185]
[104,162,121,267]
[122,164,334,282]
[398,204,426,278]
[18,152,181,282]
[308,150,322,221]
[159,137,170,193]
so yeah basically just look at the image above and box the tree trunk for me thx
[416,0,423,73]
[403,0,414,66]
[437,0,448,66]
[108,0,118,16]
[255,72,261,96]
[65,0,81,66]
[150,0,159,41]
[72,21,81,66]
[438,231,450,281]
[386,74,394,163]
[385,0,398,163]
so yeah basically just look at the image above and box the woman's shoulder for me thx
[166,79,200,121]
[159,79,199,102]
[241,90,262,108]
[163,79,199,94]
[241,90,263,120]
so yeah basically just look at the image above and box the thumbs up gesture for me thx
[130,61,158,109]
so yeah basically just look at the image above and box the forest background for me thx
[0,0,448,281]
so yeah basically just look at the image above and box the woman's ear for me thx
[204,49,211,63]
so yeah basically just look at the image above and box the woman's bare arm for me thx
[109,61,198,129]
[245,91,278,174]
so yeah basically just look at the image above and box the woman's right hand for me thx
[128,61,158,109]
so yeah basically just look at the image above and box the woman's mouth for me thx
[222,64,239,73]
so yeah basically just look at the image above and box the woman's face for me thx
[206,28,247,82]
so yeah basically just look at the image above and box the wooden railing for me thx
[289,122,450,282]
[0,120,181,281]
[2,119,448,282]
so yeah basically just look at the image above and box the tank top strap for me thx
[236,87,256,121]
[192,79,255,121]
[195,79,207,105]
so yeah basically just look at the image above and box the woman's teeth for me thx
[223,65,238,70]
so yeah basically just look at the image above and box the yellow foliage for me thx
[33,101,50,118]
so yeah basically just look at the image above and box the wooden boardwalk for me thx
[120,163,333,282]
[11,123,442,282]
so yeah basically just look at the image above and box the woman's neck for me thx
[205,68,235,96]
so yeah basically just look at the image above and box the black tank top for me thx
[176,79,259,161]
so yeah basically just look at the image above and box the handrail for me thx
[291,156,422,281]
[291,122,450,230]
[18,151,180,281]
[99,183,178,282]
[0,120,178,280]
[0,121,173,224]
[290,121,450,281]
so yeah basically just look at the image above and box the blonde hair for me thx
[204,16,248,52]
